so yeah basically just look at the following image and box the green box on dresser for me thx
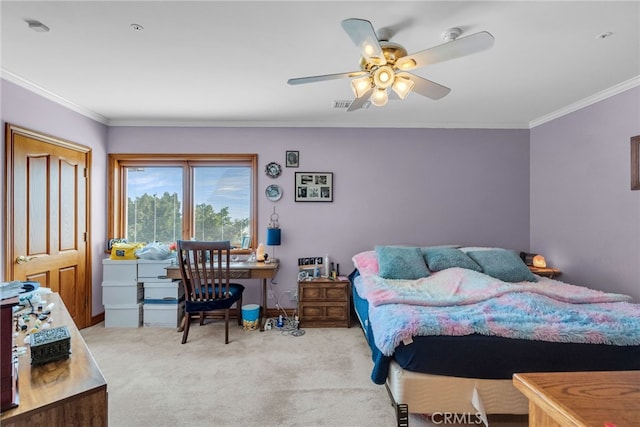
[30,326,71,366]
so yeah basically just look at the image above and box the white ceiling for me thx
[2,1,639,128]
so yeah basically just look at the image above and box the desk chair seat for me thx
[186,285,244,312]
[177,240,245,344]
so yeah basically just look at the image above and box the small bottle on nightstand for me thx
[324,254,330,277]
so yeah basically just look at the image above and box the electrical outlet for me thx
[289,290,298,301]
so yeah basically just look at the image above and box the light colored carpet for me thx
[81,321,527,427]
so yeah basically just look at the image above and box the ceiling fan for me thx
[287,18,495,111]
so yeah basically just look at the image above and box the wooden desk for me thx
[165,261,279,331]
[1,293,108,426]
[513,371,640,427]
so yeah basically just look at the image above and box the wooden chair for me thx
[176,240,245,344]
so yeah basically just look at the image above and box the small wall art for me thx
[286,150,299,168]
[295,172,333,202]
[265,162,282,178]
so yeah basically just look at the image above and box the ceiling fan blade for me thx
[287,71,367,85]
[347,87,374,112]
[396,31,494,71]
[399,72,450,100]
[341,18,386,66]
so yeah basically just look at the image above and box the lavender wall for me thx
[531,86,640,300]
[0,79,109,315]
[108,126,531,308]
[1,77,531,314]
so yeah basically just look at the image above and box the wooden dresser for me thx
[0,293,108,426]
[513,371,640,427]
[298,277,351,328]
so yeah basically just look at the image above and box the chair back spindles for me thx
[176,240,245,344]
[179,244,227,301]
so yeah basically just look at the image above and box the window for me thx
[108,154,257,251]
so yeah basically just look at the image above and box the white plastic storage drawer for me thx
[143,280,183,303]
[102,259,138,282]
[102,281,143,305]
[143,302,184,328]
[104,303,143,328]
[137,259,173,279]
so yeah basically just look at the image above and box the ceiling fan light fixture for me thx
[373,65,395,89]
[392,76,414,100]
[370,88,389,107]
[396,58,416,70]
[363,44,375,56]
[351,76,372,98]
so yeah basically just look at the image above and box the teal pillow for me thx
[422,247,482,272]
[375,246,430,280]
[466,249,537,282]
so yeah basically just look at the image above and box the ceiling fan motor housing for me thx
[358,42,408,95]
[358,41,408,71]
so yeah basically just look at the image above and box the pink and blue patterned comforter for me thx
[355,267,640,356]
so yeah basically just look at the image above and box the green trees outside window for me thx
[109,154,257,250]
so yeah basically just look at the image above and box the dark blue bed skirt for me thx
[349,269,640,385]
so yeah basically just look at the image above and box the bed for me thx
[350,246,640,427]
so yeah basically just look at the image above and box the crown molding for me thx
[106,118,529,129]
[3,68,636,130]
[529,76,640,129]
[1,69,109,125]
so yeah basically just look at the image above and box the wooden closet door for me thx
[5,124,91,328]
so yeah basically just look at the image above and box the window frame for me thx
[107,153,258,252]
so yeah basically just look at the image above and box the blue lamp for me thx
[266,207,281,263]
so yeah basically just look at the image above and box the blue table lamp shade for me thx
[266,228,281,246]
[266,206,281,262]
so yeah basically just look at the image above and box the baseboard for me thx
[265,308,291,318]
[90,305,289,327]
[91,312,105,327]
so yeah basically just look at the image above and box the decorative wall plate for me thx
[265,162,282,178]
[265,184,283,201]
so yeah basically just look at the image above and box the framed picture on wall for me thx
[286,150,299,168]
[295,172,333,202]
[632,135,640,190]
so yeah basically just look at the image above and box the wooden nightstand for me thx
[528,266,562,279]
[298,277,351,328]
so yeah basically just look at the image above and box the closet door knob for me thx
[16,255,36,264]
